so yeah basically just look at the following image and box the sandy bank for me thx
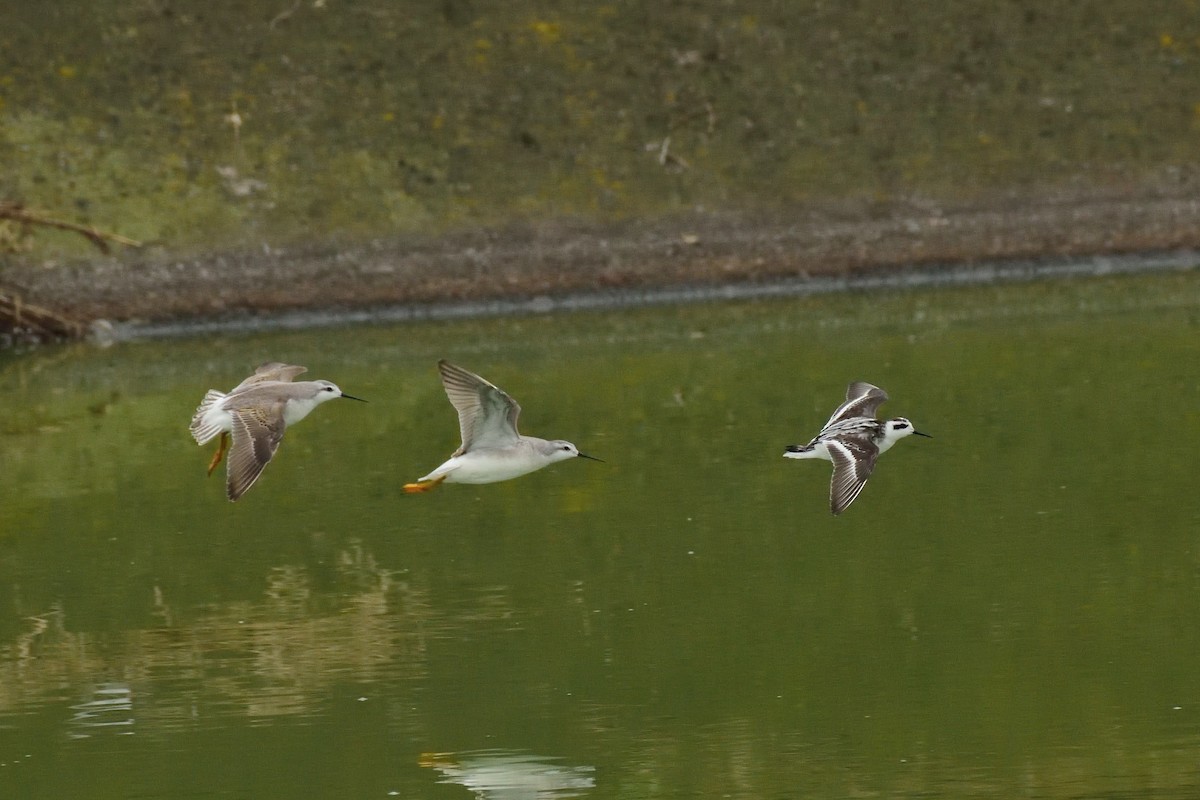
[4,187,1200,335]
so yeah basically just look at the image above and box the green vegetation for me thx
[2,1,1200,255]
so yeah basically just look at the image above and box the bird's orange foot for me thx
[206,432,229,477]
[403,476,447,494]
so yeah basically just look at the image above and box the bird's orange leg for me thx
[403,476,447,494]
[206,432,229,476]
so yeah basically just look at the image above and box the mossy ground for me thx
[3,1,1200,259]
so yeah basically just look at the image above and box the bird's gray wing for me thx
[232,362,308,392]
[438,360,521,453]
[225,401,287,501]
[826,437,879,515]
[824,382,889,427]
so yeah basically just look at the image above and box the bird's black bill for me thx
[577,452,604,463]
[913,430,932,438]
[340,393,368,402]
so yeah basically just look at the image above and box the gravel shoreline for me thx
[5,188,1200,334]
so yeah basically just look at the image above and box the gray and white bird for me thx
[404,360,600,493]
[783,381,930,515]
[190,362,365,501]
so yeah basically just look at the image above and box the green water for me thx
[1,272,1199,798]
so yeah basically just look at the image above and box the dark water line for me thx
[111,249,1200,342]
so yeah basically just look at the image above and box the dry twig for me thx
[0,201,142,255]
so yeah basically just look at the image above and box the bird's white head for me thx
[313,380,342,404]
[282,380,366,426]
[879,417,931,452]
[540,439,604,465]
[313,380,367,404]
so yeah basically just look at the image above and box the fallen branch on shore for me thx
[0,290,85,342]
[0,201,142,254]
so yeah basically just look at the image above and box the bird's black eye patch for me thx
[895,422,908,429]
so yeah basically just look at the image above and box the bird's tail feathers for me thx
[189,390,227,444]
[783,443,819,459]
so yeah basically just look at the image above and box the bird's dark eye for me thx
[895,423,908,429]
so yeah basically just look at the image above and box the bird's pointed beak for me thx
[577,451,604,463]
[913,430,932,438]
[340,393,368,402]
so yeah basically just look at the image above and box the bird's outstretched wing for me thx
[823,382,889,428]
[438,360,522,454]
[233,362,308,392]
[826,436,880,515]
[225,401,287,501]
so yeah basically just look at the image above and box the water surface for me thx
[1,272,1199,798]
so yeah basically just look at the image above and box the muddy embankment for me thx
[3,184,1199,342]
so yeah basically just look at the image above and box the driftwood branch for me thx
[0,201,142,255]
[0,290,85,341]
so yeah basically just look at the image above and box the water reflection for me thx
[420,750,595,799]
[0,541,451,733]
[1,273,1199,798]
[67,682,133,739]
